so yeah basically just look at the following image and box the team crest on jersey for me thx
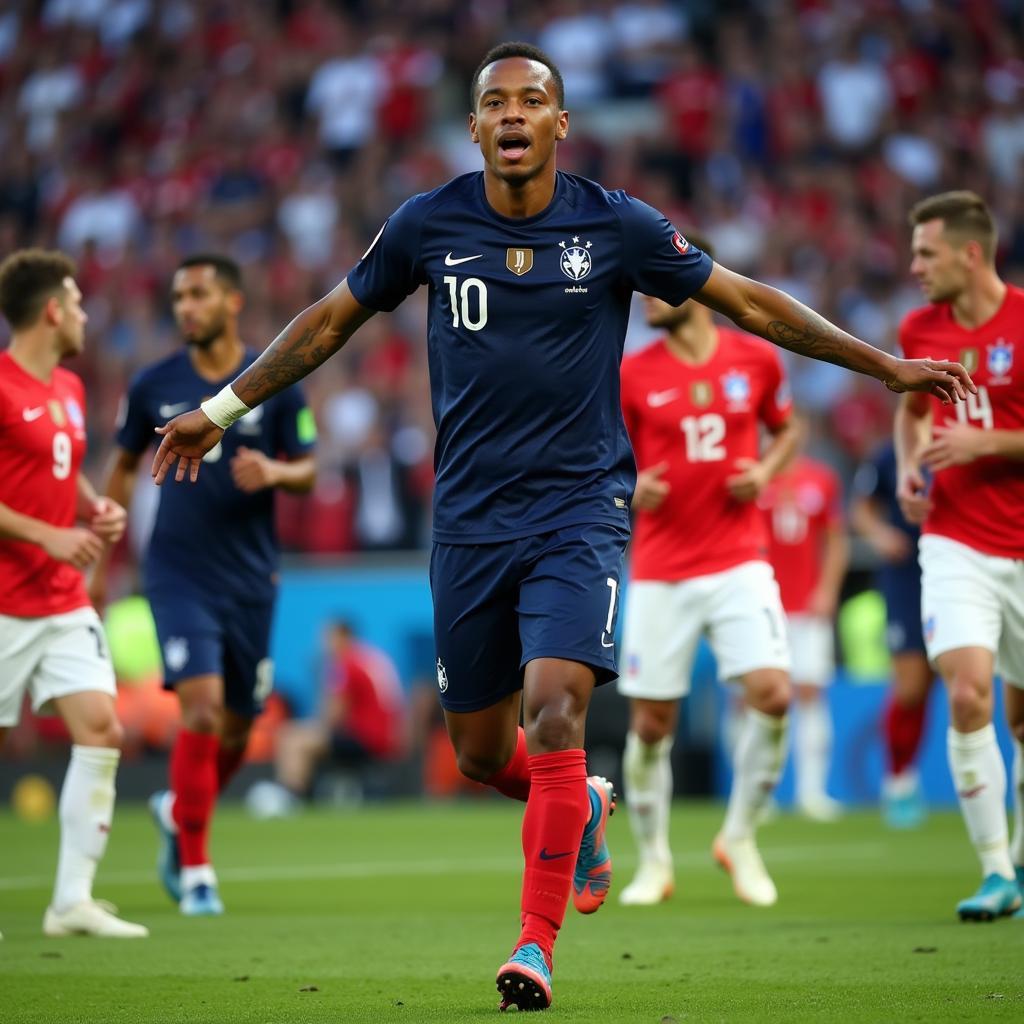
[164,637,189,673]
[987,340,1014,383]
[691,381,713,407]
[506,248,533,276]
[959,347,979,374]
[436,657,448,693]
[47,399,66,426]
[559,237,592,281]
[64,397,84,429]
[720,370,751,410]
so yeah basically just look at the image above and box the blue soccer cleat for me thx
[148,790,181,903]
[180,882,224,917]
[881,774,926,830]
[497,942,552,1011]
[956,873,1021,922]
[573,776,615,914]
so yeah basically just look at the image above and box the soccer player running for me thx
[760,431,850,823]
[0,249,146,938]
[850,440,935,829]
[90,255,316,916]
[895,190,1024,921]
[149,44,971,1009]
[617,259,798,908]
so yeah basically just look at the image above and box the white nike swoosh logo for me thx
[159,402,191,418]
[22,407,45,421]
[601,633,615,649]
[646,389,680,407]
[444,253,483,266]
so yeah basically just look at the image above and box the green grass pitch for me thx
[2,800,1022,1022]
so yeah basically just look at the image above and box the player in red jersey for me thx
[617,235,798,907]
[0,250,146,938]
[895,191,1024,921]
[759,437,849,823]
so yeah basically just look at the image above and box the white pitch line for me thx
[0,842,885,893]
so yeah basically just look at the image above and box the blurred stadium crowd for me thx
[1,0,1023,555]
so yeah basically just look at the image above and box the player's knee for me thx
[947,676,989,727]
[85,713,123,750]
[632,712,671,746]
[181,702,223,735]
[455,749,505,783]
[745,671,791,718]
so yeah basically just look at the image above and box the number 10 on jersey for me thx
[444,276,488,332]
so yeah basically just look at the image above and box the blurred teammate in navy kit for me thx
[92,254,316,916]
[148,42,971,1011]
[852,440,933,828]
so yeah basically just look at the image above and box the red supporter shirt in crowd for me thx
[759,456,843,614]
[331,642,405,759]
[0,352,90,618]
[899,284,1024,559]
[621,328,792,581]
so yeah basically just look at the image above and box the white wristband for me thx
[200,385,251,429]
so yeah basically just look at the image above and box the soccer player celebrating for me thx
[0,249,146,938]
[851,440,934,829]
[895,191,1024,921]
[760,433,849,823]
[617,263,798,908]
[149,44,971,1009]
[91,255,316,916]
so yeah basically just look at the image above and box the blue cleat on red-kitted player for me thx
[572,776,615,914]
[497,941,552,1012]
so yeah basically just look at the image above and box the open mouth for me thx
[498,133,530,160]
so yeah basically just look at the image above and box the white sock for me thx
[947,725,1014,879]
[1010,738,1024,868]
[723,709,788,841]
[622,731,673,865]
[795,696,832,806]
[181,864,217,891]
[52,745,120,912]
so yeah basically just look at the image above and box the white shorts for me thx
[785,614,835,687]
[0,606,116,726]
[619,561,790,700]
[919,534,1024,687]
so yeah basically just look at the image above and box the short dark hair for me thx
[909,190,997,263]
[0,248,77,330]
[471,42,565,110]
[176,253,243,292]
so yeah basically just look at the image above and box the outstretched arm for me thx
[152,281,375,485]
[696,265,974,402]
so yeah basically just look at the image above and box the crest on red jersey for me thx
[691,381,713,407]
[721,370,750,410]
[987,340,1014,383]
[959,347,978,374]
[48,400,65,426]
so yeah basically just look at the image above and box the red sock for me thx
[170,729,219,867]
[518,749,588,966]
[884,695,927,776]
[485,728,531,802]
[216,742,247,793]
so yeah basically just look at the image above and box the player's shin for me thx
[485,726,531,801]
[884,694,926,777]
[170,730,219,869]
[518,749,588,964]
[947,725,1015,879]
[723,709,788,840]
[52,746,119,911]
[795,697,833,811]
[622,731,673,865]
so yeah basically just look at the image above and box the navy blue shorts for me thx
[878,564,925,655]
[147,584,275,718]
[430,522,629,713]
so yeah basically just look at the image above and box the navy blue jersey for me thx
[117,350,315,599]
[853,441,919,546]
[347,171,713,543]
